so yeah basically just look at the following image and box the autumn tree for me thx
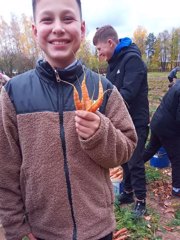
[0,14,41,76]
[77,39,107,73]
[158,30,171,71]
[150,37,161,71]
[169,28,180,69]
[133,26,148,59]
[146,33,156,62]
[0,16,16,75]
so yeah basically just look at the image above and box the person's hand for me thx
[75,110,100,139]
[168,82,174,88]
[22,233,37,240]
[28,233,37,240]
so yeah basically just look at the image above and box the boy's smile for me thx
[32,0,85,68]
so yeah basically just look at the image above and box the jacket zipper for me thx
[54,68,61,82]
[54,69,77,240]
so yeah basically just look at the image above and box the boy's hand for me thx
[75,110,100,139]
[28,233,37,240]
[22,233,37,240]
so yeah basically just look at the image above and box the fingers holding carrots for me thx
[75,110,101,139]
[27,233,38,240]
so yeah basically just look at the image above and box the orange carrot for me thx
[114,236,128,240]
[98,77,104,98]
[74,86,83,110]
[81,74,92,110]
[87,80,104,112]
[113,228,128,238]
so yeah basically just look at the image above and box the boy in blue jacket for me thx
[93,25,149,218]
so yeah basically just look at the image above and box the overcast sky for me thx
[1,0,180,41]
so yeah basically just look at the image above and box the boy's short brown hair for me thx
[93,25,119,46]
[32,0,82,21]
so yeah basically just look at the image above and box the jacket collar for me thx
[36,59,84,84]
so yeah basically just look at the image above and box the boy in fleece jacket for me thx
[0,0,137,239]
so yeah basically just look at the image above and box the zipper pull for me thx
[54,68,61,82]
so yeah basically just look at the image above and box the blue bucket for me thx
[111,179,124,196]
[150,147,170,168]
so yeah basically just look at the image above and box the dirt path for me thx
[147,178,180,240]
[147,196,180,239]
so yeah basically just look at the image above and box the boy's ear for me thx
[32,23,37,39]
[81,21,86,41]
[107,39,114,47]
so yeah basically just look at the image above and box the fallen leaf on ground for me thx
[144,215,151,221]
[164,207,175,214]
[163,226,174,232]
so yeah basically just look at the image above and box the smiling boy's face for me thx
[32,0,85,68]
[95,40,115,62]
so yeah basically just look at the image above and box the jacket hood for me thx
[114,37,132,54]
[108,40,142,64]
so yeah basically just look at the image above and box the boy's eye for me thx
[41,17,52,23]
[63,16,75,23]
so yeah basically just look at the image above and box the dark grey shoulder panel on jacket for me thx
[4,68,114,115]
[4,70,59,114]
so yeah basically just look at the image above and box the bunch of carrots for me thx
[55,66,106,112]
[113,228,129,240]
[73,72,104,112]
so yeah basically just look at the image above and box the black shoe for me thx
[118,191,134,205]
[132,200,146,218]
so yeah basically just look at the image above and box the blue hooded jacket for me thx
[114,37,132,54]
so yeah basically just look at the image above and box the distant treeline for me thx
[0,15,180,76]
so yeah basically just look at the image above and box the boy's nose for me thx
[52,20,65,34]
[98,53,106,62]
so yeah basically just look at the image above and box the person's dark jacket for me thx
[106,42,149,129]
[150,80,180,138]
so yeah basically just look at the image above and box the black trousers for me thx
[121,127,149,200]
[37,232,113,240]
[143,131,180,188]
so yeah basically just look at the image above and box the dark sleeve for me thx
[173,69,177,78]
[119,56,147,104]
[176,96,180,121]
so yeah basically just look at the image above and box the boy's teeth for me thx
[53,41,65,45]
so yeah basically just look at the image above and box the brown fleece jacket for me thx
[0,83,137,239]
